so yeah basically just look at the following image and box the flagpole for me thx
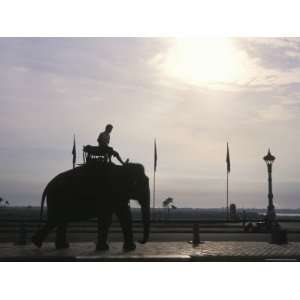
[153,139,157,220]
[226,168,229,221]
[226,141,230,221]
[72,134,76,169]
[153,170,156,210]
[153,139,156,220]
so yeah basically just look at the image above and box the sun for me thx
[160,38,245,85]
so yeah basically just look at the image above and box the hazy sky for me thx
[1,37,300,208]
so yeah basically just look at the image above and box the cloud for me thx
[1,38,300,208]
[236,38,300,74]
[257,103,294,121]
[149,38,300,93]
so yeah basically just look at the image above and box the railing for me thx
[1,218,300,244]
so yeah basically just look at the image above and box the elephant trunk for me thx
[139,179,150,244]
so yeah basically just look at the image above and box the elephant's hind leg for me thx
[32,222,56,248]
[55,223,70,249]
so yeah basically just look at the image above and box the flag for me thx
[72,134,76,169]
[226,142,230,173]
[154,139,157,172]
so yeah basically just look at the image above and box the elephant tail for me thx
[39,185,48,225]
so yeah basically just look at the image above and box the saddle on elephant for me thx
[83,144,129,165]
[83,145,108,163]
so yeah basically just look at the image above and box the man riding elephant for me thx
[97,124,129,165]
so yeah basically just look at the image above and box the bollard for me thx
[15,221,27,245]
[271,228,288,244]
[192,223,200,245]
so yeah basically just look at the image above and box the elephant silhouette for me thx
[32,162,150,251]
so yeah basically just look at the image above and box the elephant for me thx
[31,162,150,251]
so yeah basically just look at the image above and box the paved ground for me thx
[1,241,300,261]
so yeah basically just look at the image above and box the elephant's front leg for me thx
[116,204,136,251]
[96,214,112,251]
[55,223,69,249]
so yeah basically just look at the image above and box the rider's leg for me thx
[113,150,129,165]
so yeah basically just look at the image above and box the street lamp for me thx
[263,149,276,222]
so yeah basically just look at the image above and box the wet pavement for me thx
[1,241,300,261]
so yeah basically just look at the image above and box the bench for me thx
[82,145,108,163]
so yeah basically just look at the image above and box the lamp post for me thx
[263,149,276,222]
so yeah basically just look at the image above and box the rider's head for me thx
[105,124,113,133]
